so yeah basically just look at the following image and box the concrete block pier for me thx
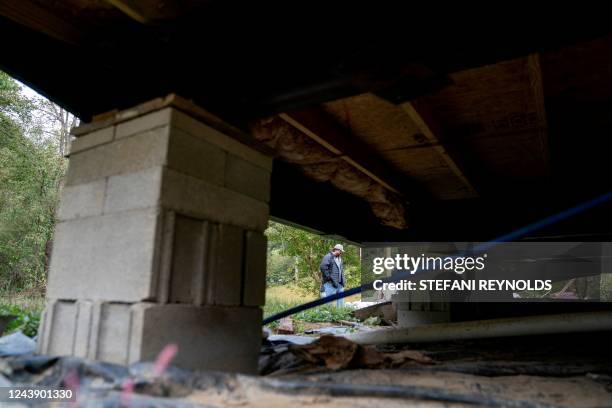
[37,98,272,373]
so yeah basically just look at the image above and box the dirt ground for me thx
[186,370,611,408]
[1,331,611,407]
[187,332,612,407]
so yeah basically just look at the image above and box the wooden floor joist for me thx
[280,107,418,197]
[400,101,477,196]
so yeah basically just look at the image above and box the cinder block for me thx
[36,298,59,354]
[73,300,93,357]
[131,303,261,372]
[161,168,269,232]
[397,310,450,328]
[97,303,131,363]
[86,301,103,360]
[104,167,163,213]
[69,126,114,155]
[171,110,272,171]
[206,224,243,306]
[242,231,267,306]
[115,108,172,139]
[43,104,271,373]
[47,300,77,356]
[167,128,226,184]
[40,301,262,373]
[65,126,170,186]
[39,300,130,363]
[36,305,50,354]
[57,179,106,221]
[169,215,206,304]
[47,208,161,302]
[225,154,271,202]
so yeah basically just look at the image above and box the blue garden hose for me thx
[262,192,612,325]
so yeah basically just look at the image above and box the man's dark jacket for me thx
[320,251,344,291]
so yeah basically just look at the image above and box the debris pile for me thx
[0,332,611,407]
[260,334,432,375]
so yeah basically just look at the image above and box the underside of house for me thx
[1,1,611,406]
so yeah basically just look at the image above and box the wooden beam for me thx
[279,106,424,197]
[105,0,189,24]
[0,0,82,45]
[400,101,478,196]
[526,53,550,175]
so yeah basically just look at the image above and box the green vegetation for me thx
[263,220,364,331]
[263,222,362,331]
[265,221,361,296]
[264,284,357,333]
[294,305,357,323]
[602,274,612,301]
[0,291,45,337]
[1,71,70,295]
[0,302,41,337]
[0,71,74,338]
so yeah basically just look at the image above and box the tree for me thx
[0,71,68,293]
[265,221,361,295]
[266,248,295,286]
[0,72,33,123]
[35,98,78,156]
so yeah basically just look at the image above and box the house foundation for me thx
[37,99,272,373]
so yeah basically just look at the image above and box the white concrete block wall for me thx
[73,300,93,357]
[160,168,269,232]
[115,108,172,140]
[104,167,163,213]
[65,126,170,186]
[133,304,261,372]
[47,208,162,301]
[170,109,272,172]
[69,126,114,155]
[46,301,77,356]
[56,179,106,221]
[43,105,273,372]
[38,300,261,372]
[98,303,133,363]
[207,224,244,306]
[167,128,226,183]
[392,292,450,328]
[225,153,271,202]
[243,231,268,306]
[168,214,207,304]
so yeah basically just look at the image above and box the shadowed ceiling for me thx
[2,1,612,241]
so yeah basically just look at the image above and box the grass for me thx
[266,284,317,304]
[602,274,612,301]
[294,305,357,323]
[0,283,360,337]
[264,284,358,332]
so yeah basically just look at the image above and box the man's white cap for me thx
[333,244,345,252]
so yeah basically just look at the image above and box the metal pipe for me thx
[343,311,612,345]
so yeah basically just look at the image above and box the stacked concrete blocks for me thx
[38,106,272,373]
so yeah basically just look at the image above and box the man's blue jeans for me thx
[321,282,344,308]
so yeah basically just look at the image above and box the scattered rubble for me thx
[354,301,397,322]
[260,334,433,375]
[276,318,294,335]
[0,332,611,407]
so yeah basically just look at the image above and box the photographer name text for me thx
[372,279,552,292]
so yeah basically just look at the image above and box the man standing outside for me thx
[320,244,345,307]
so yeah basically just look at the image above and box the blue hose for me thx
[262,192,612,325]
